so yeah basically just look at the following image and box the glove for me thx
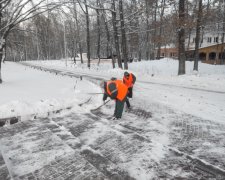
[103,94,107,101]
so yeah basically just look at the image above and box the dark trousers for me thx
[127,87,133,98]
[125,87,132,108]
[125,98,130,108]
[114,99,125,118]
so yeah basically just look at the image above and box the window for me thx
[193,38,195,43]
[214,37,218,43]
[170,53,173,57]
[207,37,212,43]
[209,52,216,60]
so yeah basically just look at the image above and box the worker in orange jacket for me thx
[123,71,136,109]
[102,78,128,119]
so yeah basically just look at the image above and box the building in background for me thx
[185,31,225,64]
[159,45,178,59]
[156,26,225,64]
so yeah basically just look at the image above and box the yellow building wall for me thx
[199,44,225,64]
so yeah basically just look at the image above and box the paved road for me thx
[1,97,225,179]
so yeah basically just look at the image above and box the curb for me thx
[0,106,72,128]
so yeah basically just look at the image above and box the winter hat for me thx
[124,71,129,77]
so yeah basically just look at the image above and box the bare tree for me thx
[136,1,143,62]
[193,0,203,71]
[178,0,186,75]
[3,0,224,78]
[220,0,225,64]
[145,0,151,60]
[0,2,4,83]
[0,0,60,83]
[186,1,197,51]
[100,2,115,68]
[73,1,83,64]
[111,0,122,69]
[119,0,128,69]
[83,0,91,68]
[156,0,166,60]
[96,0,101,65]
[100,3,111,58]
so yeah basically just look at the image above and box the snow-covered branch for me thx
[0,0,62,36]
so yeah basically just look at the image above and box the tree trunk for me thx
[112,0,123,69]
[0,3,3,83]
[152,1,158,60]
[84,0,91,68]
[106,26,111,58]
[46,0,50,60]
[187,28,191,51]
[0,41,5,84]
[35,27,40,60]
[96,0,101,65]
[145,0,150,60]
[156,0,166,60]
[63,21,67,66]
[220,2,225,64]
[74,1,83,63]
[70,20,77,64]
[111,44,116,69]
[193,0,203,71]
[178,0,186,75]
[132,0,142,62]
[119,0,128,70]
[72,38,77,64]
[102,7,111,58]
[0,50,2,83]
[100,4,113,66]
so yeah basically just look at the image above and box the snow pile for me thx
[0,62,102,119]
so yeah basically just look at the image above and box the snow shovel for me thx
[91,99,111,111]
[85,92,104,95]
[78,97,92,107]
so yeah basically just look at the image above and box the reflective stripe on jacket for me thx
[106,80,128,101]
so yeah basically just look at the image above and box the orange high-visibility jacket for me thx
[123,73,136,88]
[106,80,128,101]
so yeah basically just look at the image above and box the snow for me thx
[0,62,101,118]
[2,59,224,123]
[0,125,74,177]
[0,58,225,179]
[26,58,225,92]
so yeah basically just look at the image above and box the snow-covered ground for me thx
[0,62,101,119]
[22,58,225,123]
[0,59,225,179]
[27,58,225,92]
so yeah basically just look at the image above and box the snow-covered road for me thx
[20,61,225,123]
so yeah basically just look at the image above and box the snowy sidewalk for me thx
[1,97,225,179]
[0,119,106,179]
